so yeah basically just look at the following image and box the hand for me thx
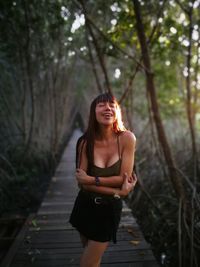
[76,169,92,185]
[129,172,137,185]
[120,172,137,197]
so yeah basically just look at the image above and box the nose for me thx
[105,102,111,110]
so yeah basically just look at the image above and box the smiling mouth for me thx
[103,113,113,118]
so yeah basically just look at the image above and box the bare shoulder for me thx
[120,130,136,145]
[77,137,87,152]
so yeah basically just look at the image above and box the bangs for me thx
[95,93,116,105]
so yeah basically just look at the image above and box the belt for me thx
[81,190,120,205]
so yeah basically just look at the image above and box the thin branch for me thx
[22,0,35,158]
[190,193,195,267]
[0,154,18,180]
[73,0,148,73]
[119,63,140,104]
[178,199,182,267]
[86,15,148,72]
[0,89,24,135]
[175,0,189,15]
[78,0,112,93]
[148,0,168,45]
[85,27,103,94]
[135,174,164,218]
[119,1,168,104]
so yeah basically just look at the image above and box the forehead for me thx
[96,100,115,105]
[95,95,115,104]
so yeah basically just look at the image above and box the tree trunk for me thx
[85,28,103,94]
[185,6,198,172]
[22,1,34,157]
[193,31,200,126]
[132,0,187,202]
[79,0,112,94]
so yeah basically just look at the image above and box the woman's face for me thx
[95,101,117,126]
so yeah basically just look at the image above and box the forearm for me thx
[76,171,133,196]
[86,175,123,187]
[82,184,123,196]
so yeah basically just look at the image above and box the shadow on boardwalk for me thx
[2,129,159,267]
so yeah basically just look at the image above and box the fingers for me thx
[122,172,128,179]
[75,169,81,180]
[129,173,137,185]
[129,178,134,183]
[123,172,136,183]
[76,169,84,177]
[76,168,86,174]
[121,172,137,196]
[132,172,137,180]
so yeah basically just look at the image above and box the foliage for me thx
[0,143,52,216]
[0,0,200,266]
[0,0,77,215]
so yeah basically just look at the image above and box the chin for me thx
[101,121,114,126]
[97,117,115,126]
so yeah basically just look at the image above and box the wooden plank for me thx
[10,261,159,267]
[102,262,159,267]
[14,250,155,262]
[11,262,159,267]
[17,240,151,254]
[19,241,149,252]
[28,232,141,243]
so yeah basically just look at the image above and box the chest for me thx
[93,139,120,165]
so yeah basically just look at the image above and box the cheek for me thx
[112,109,117,118]
[95,108,101,120]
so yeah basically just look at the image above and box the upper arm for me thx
[120,131,136,177]
[77,139,88,172]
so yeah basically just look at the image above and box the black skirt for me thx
[69,190,122,243]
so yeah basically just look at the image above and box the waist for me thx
[80,189,121,205]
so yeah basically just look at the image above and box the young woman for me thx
[70,93,137,267]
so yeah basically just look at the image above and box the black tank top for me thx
[88,134,121,177]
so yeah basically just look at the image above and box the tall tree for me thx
[175,0,198,175]
[132,0,187,203]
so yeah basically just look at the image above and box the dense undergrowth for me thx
[0,145,54,217]
[129,149,200,267]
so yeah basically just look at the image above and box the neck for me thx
[97,125,116,140]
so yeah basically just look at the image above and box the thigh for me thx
[80,233,88,248]
[81,240,109,266]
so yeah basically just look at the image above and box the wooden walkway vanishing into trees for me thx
[2,129,159,267]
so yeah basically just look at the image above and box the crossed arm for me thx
[76,131,137,197]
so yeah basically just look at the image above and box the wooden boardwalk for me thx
[2,129,159,267]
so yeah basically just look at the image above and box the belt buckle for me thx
[94,197,102,205]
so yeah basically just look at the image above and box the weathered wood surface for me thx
[3,129,159,267]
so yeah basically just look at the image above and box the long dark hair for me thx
[76,93,126,168]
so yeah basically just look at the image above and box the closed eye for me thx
[98,103,105,107]
[97,102,116,108]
